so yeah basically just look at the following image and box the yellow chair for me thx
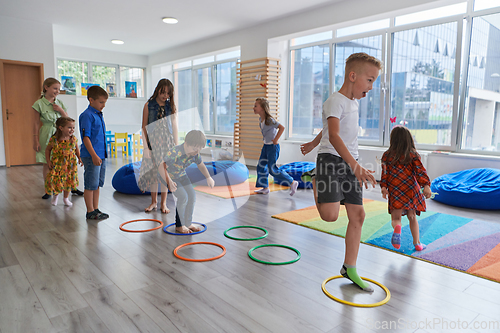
[132,133,143,161]
[110,132,128,158]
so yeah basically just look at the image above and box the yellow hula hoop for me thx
[321,275,391,308]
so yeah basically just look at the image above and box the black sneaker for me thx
[71,189,84,196]
[86,210,100,220]
[95,209,109,219]
[42,193,51,199]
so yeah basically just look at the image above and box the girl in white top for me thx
[253,97,298,195]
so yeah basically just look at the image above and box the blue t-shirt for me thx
[79,105,107,159]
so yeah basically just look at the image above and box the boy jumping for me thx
[301,52,382,291]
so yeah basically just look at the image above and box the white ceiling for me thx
[1,0,341,55]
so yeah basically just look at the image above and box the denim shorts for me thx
[315,153,363,205]
[82,157,106,190]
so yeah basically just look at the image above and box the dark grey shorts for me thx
[315,153,363,205]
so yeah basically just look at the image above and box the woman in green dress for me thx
[32,78,69,199]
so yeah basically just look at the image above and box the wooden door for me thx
[0,60,43,166]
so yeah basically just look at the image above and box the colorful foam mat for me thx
[194,175,289,199]
[272,199,500,283]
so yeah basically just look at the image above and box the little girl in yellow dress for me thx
[45,117,82,206]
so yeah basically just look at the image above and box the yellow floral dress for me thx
[45,136,79,195]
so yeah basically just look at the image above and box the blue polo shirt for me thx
[79,105,107,159]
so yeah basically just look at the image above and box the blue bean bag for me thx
[112,160,249,194]
[431,168,500,210]
[274,161,315,189]
[185,160,249,186]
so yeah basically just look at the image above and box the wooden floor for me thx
[1,157,500,333]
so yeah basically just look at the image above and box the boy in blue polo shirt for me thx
[79,85,109,220]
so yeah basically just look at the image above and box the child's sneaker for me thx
[63,198,73,207]
[51,194,59,206]
[414,243,427,251]
[95,209,109,219]
[86,209,108,220]
[391,224,401,249]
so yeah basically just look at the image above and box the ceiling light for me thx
[162,17,178,24]
[111,39,124,45]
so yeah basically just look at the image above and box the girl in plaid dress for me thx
[380,126,432,251]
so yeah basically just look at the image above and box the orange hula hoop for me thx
[173,242,226,262]
[119,219,164,232]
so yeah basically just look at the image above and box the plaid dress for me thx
[380,151,430,215]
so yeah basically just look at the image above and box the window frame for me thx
[57,58,146,98]
[174,56,239,135]
[456,6,500,155]
[386,15,465,151]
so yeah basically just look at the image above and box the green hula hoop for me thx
[224,226,268,241]
[248,244,301,265]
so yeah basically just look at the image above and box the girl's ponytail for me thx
[255,97,274,125]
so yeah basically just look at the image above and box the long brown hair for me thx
[255,97,274,125]
[40,77,61,99]
[149,79,176,114]
[385,126,418,165]
[52,116,75,141]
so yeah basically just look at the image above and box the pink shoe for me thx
[63,198,73,207]
[414,243,427,251]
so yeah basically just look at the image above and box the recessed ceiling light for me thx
[111,39,124,45]
[162,17,178,24]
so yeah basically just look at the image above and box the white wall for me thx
[58,95,145,137]
[0,15,56,166]
[149,0,439,65]
[54,44,148,68]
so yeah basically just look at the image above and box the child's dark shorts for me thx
[315,153,363,205]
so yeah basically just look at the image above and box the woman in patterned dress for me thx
[138,79,178,213]
[380,126,432,251]
[45,117,82,206]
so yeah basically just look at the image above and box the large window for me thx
[461,12,500,152]
[57,59,144,97]
[174,57,238,135]
[289,44,330,138]
[390,22,458,147]
[286,0,500,155]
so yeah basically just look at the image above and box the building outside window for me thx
[390,22,458,147]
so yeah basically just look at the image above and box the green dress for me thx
[32,97,67,163]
